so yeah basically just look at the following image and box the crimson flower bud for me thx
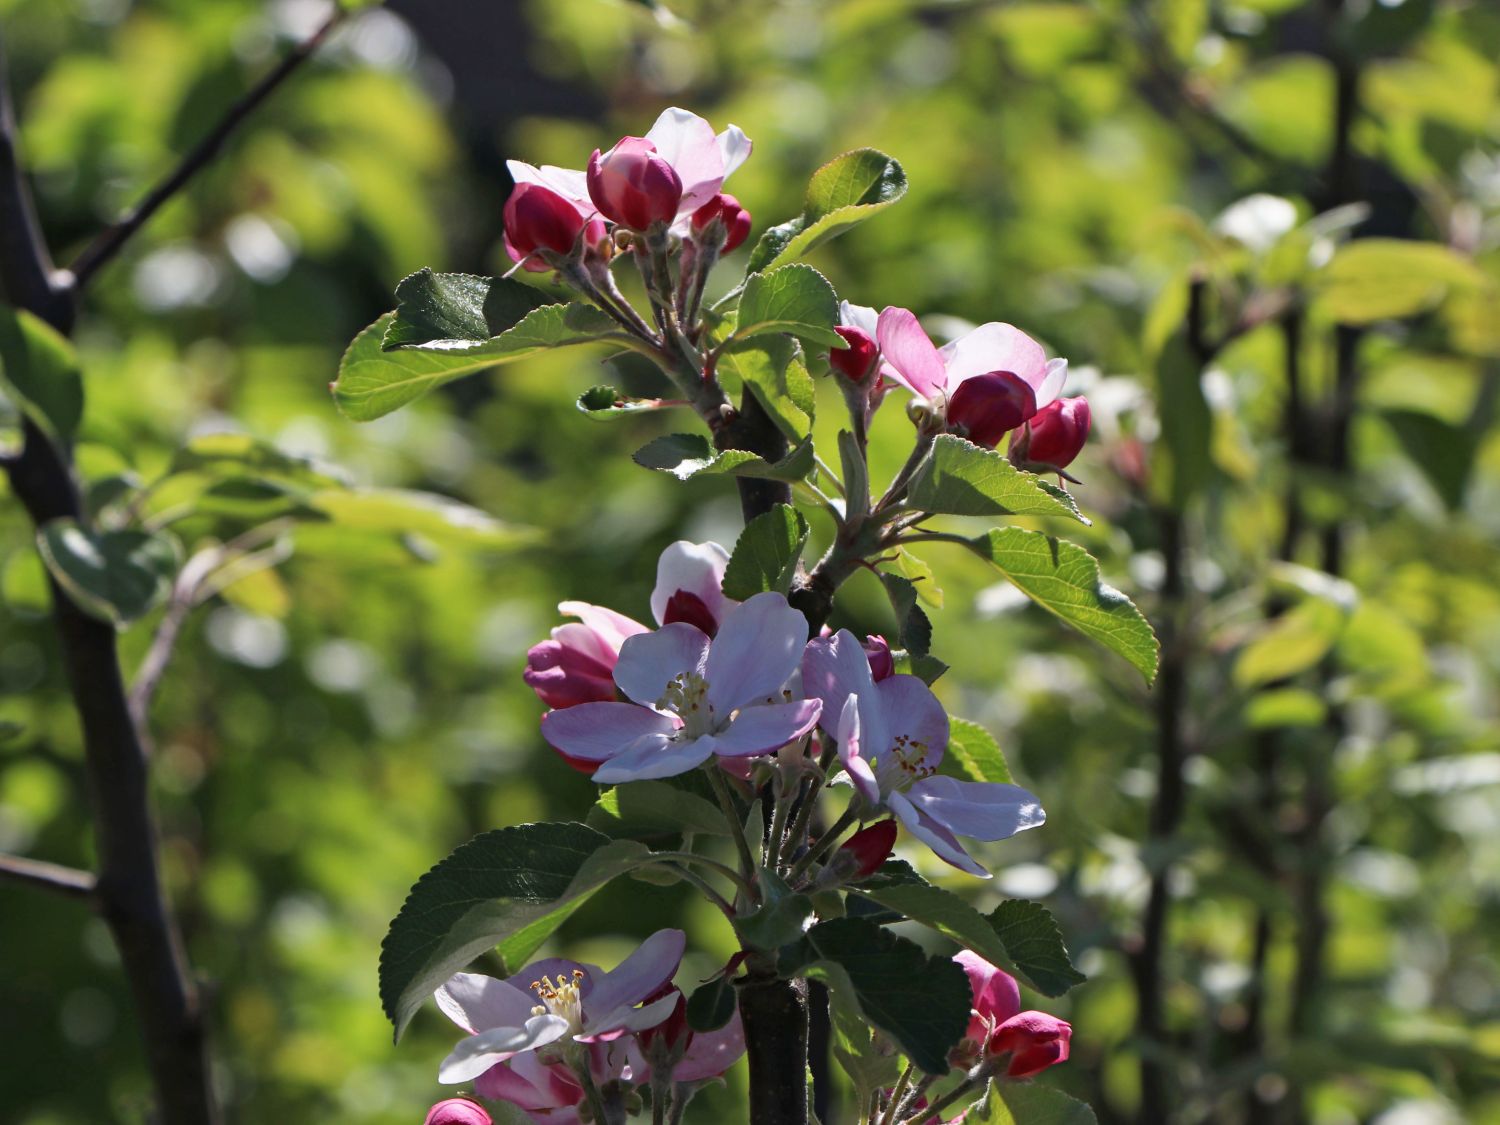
[830,326,878,383]
[863,634,894,682]
[424,1098,492,1125]
[946,371,1038,449]
[662,589,720,637]
[587,137,683,231]
[502,183,604,271]
[990,1011,1072,1079]
[524,638,616,710]
[1017,396,1091,469]
[691,192,752,253]
[837,820,898,879]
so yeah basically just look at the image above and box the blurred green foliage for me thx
[1,0,1498,1122]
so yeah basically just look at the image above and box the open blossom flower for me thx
[632,988,747,1083]
[524,541,736,711]
[802,630,1045,877]
[954,952,1072,1079]
[435,930,686,1086]
[875,306,1069,448]
[541,593,822,783]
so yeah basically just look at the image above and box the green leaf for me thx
[0,306,83,444]
[880,572,932,656]
[335,304,625,421]
[576,384,675,422]
[940,718,1014,785]
[1315,238,1486,324]
[585,781,729,840]
[1383,409,1479,510]
[986,899,1088,998]
[966,1081,1099,1125]
[382,269,551,348]
[35,521,181,628]
[686,975,737,1033]
[908,436,1090,524]
[730,264,843,348]
[747,148,909,273]
[894,548,943,609]
[838,429,870,523]
[830,990,902,1106]
[1153,333,1212,511]
[722,504,809,601]
[1233,597,1348,688]
[739,870,815,951]
[379,823,655,1039]
[716,336,817,441]
[307,488,529,549]
[780,916,971,1074]
[964,528,1159,683]
[169,432,348,490]
[632,433,814,482]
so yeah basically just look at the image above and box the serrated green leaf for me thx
[908,436,1090,524]
[632,433,814,482]
[830,989,902,1105]
[880,572,932,657]
[986,899,1088,997]
[716,335,816,441]
[35,521,180,628]
[335,304,627,421]
[585,781,729,839]
[747,149,908,273]
[379,823,655,1039]
[382,268,551,348]
[967,1081,1099,1125]
[894,548,943,609]
[722,504,809,600]
[964,528,1158,683]
[0,306,83,445]
[780,916,971,1074]
[308,489,529,549]
[739,870,815,951]
[731,264,842,348]
[940,718,1013,785]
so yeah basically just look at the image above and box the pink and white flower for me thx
[435,930,686,1085]
[802,630,1045,877]
[541,593,822,784]
[875,307,1069,448]
[953,952,1072,1079]
[502,164,605,273]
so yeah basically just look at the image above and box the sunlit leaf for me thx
[746,148,908,273]
[35,520,180,628]
[730,264,843,348]
[908,436,1089,524]
[722,504,808,600]
[632,433,814,482]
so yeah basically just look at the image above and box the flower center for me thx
[658,670,717,738]
[874,732,936,792]
[530,969,587,1035]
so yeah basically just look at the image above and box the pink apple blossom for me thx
[1012,396,1092,470]
[541,593,822,784]
[587,138,683,231]
[690,192,753,254]
[802,630,1044,876]
[501,164,606,273]
[953,952,1072,1078]
[424,1097,492,1125]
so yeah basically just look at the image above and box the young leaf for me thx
[379,823,655,1039]
[964,528,1159,683]
[780,916,971,1074]
[307,488,529,549]
[830,990,902,1108]
[0,307,83,445]
[586,781,730,839]
[685,975,737,1033]
[334,304,625,421]
[730,264,843,348]
[382,269,551,348]
[940,718,1014,785]
[986,899,1088,997]
[632,433,814,482]
[576,385,675,422]
[35,521,180,628]
[1233,597,1348,688]
[169,432,349,490]
[716,336,816,441]
[907,436,1089,525]
[722,504,810,600]
[747,149,909,273]
[1314,238,1486,324]
[966,1081,1099,1125]
[838,430,870,523]
[739,870,815,951]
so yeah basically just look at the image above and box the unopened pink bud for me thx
[946,371,1038,449]
[691,192,752,253]
[502,183,604,272]
[990,1011,1072,1078]
[1018,397,1091,469]
[838,820,898,879]
[424,1098,492,1125]
[831,327,879,383]
[524,639,616,710]
[638,987,692,1056]
[587,137,683,231]
[863,635,894,682]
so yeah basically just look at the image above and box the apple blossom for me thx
[829,819,899,882]
[540,593,822,784]
[862,634,894,682]
[501,174,606,273]
[953,952,1072,1079]
[435,929,686,1085]
[633,987,747,1083]
[875,306,1069,447]
[690,192,753,254]
[424,1097,492,1125]
[471,1053,584,1123]
[587,138,683,231]
[802,630,1045,876]
[1012,395,1092,471]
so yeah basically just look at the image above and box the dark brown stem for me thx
[0,852,96,899]
[736,964,810,1125]
[67,6,347,290]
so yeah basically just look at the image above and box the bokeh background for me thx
[2,0,1499,1122]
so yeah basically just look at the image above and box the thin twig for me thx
[706,766,757,889]
[786,806,858,883]
[66,5,349,290]
[0,852,96,899]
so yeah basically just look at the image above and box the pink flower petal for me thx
[802,629,887,751]
[583,929,686,1027]
[675,1011,747,1082]
[874,675,949,770]
[903,775,1045,841]
[650,541,733,628]
[645,107,725,215]
[954,951,1022,1033]
[614,623,712,707]
[711,699,822,758]
[558,600,649,654]
[1034,357,1069,409]
[837,694,881,806]
[876,307,947,399]
[506,160,592,211]
[590,732,716,784]
[704,593,809,713]
[435,973,539,1035]
[716,125,753,181]
[541,703,680,763]
[888,790,990,878]
[438,1014,571,1082]
[940,322,1048,391]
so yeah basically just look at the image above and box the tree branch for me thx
[66,4,348,291]
[0,852,96,899]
